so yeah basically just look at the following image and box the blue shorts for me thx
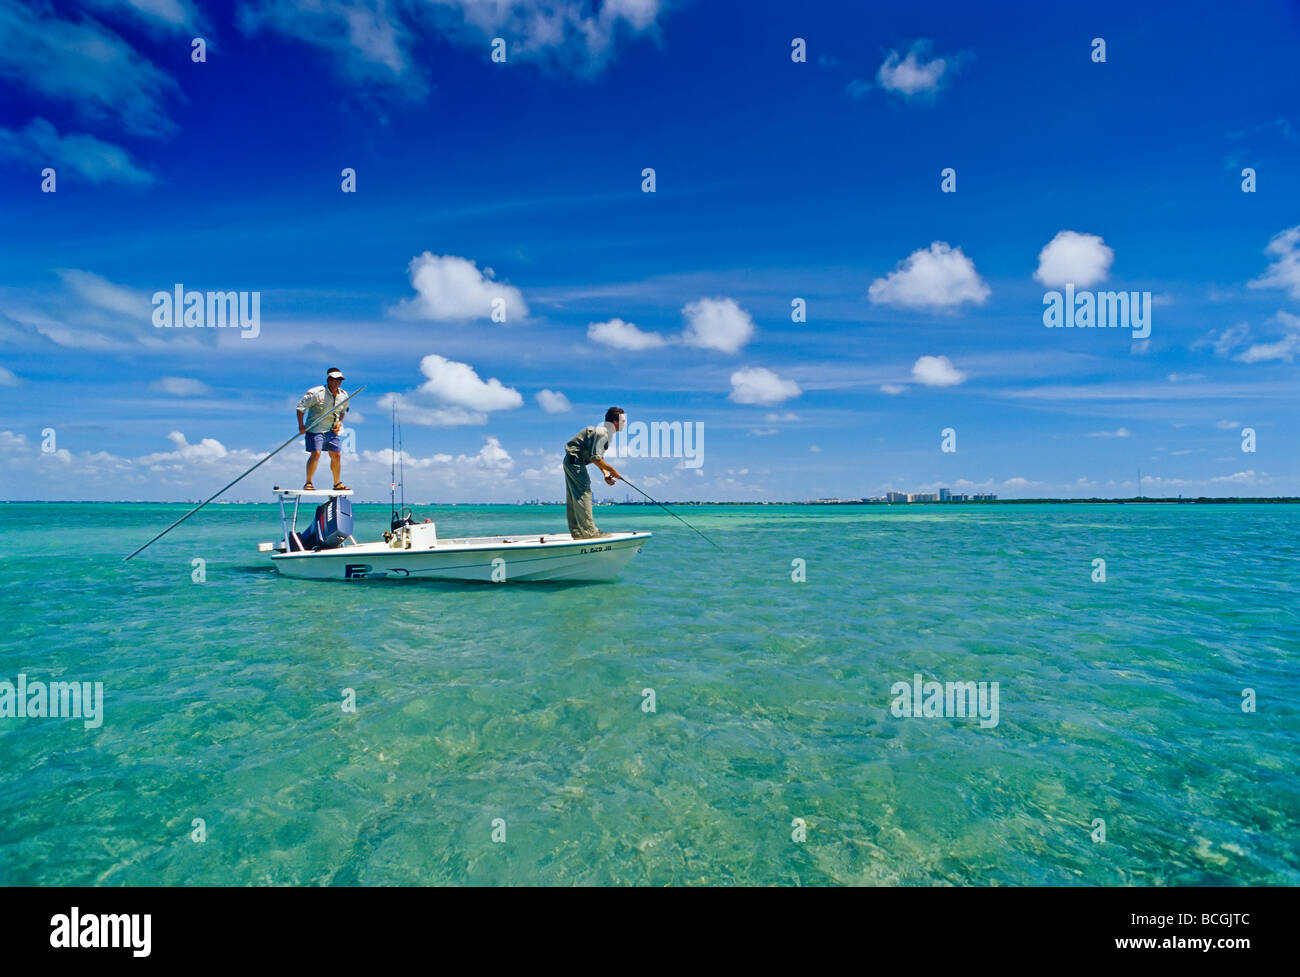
[305,431,342,453]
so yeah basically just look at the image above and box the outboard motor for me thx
[299,497,353,550]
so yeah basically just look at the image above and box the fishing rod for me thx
[124,386,366,561]
[616,474,723,551]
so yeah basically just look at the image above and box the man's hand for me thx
[604,474,617,486]
[331,421,342,434]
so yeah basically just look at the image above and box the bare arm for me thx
[297,409,306,433]
[593,457,621,484]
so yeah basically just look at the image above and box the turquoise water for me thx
[0,502,1296,886]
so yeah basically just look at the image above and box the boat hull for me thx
[270,531,651,582]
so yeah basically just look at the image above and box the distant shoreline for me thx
[4,497,1300,506]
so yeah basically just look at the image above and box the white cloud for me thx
[1196,322,1250,357]
[681,297,755,354]
[1034,231,1114,288]
[1087,427,1132,438]
[873,40,959,98]
[0,3,179,135]
[729,366,801,405]
[138,431,259,469]
[910,355,966,387]
[880,383,906,395]
[764,412,800,422]
[85,0,202,33]
[414,354,523,411]
[809,444,822,453]
[375,393,486,427]
[587,317,667,350]
[868,242,990,309]
[1215,419,1240,430]
[0,119,155,185]
[238,0,665,89]
[57,269,151,318]
[150,376,211,396]
[0,365,20,387]
[392,253,528,323]
[459,435,512,472]
[535,389,571,413]
[1233,312,1300,363]
[1248,225,1300,299]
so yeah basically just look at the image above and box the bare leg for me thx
[305,450,321,486]
[329,451,342,486]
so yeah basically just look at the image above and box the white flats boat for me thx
[261,488,651,582]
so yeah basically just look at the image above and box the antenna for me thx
[398,413,406,510]
[390,400,396,517]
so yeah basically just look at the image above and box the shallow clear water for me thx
[0,502,1296,885]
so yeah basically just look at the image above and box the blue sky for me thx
[1,0,1298,502]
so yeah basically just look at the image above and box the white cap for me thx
[327,369,344,379]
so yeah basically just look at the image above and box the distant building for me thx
[910,493,939,502]
[939,487,951,501]
[886,491,909,503]
[972,493,997,501]
[950,494,968,502]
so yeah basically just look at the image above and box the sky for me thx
[1,0,1298,502]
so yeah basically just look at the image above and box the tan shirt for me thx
[298,384,349,433]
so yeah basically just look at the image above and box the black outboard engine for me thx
[300,497,354,550]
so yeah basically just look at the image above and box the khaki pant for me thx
[564,458,600,538]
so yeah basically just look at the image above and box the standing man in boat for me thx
[563,407,625,539]
[297,367,351,491]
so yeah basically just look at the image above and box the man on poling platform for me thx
[563,407,625,539]
[296,367,351,491]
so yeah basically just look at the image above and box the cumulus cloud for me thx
[535,389,571,413]
[414,354,523,410]
[729,366,801,405]
[587,317,667,350]
[0,119,155,185]
[376,355,522,428]
[910,355,965,387]
[1034,231,1114,288]
[868,242,990,309]
[880,383,906,395]
[138,431,258,469]
[375,394,486,427]
[857,40,965,100]
[392,253,528,323]
[1248,225,1300,299]
[879,41,950,95]
[150,376,211,396]
[682,297,755,353]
